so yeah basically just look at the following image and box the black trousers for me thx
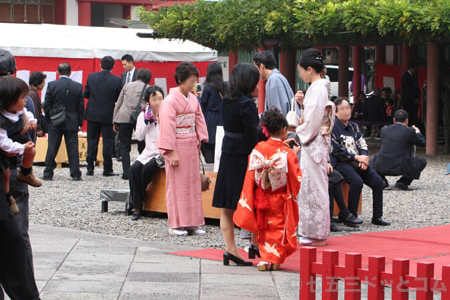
[87,121,114,173]
[380,157,427,187]
[129,158,159,209]
[329,180,350,220]
[0,172,39,300]
[44,126,81,179]
[334,163,384,219]
[118,123,133,177]
[201,142,215,164]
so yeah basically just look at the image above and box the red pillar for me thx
[54,0,66,24]
[338,46,349,97]
[257,46,266,114]
[78,0,91,26]
[123,5,131,20]
[426,42,439,155]
[352,46,362,106]
[375,45,386,65]
[228,50,238,79]
[279,49,296,91]
[401,45,412,73]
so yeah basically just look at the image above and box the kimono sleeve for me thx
[233,158,258,233]
[157,98,177,154]
[296,88,327,145]
[194,98,209,144]
[286,149,301,199]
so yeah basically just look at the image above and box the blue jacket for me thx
[265,69,294,116]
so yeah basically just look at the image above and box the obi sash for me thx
[176,113,195,134]
[248,150,288,191]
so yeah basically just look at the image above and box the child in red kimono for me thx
[233,108,301,271]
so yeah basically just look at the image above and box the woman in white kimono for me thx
[295,48,334,246]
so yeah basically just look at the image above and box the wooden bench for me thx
[143,170,361,220]
[143,169,221,219]
[35,136,104,168]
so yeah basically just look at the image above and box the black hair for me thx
[58,63,71,76]
[101,56,115,71]
[174,62,199,85]
[205,62,226,95]
[121,54,134,63]
[137,68,152,84]
[0,49,16,76]
[408,61,418,69]
[334,97,350,112]
[29,72,47,86]
[0,76,29,110]
[298,48,325,73]
[253,51,277,70]
[358,91,366,97]
[330,96,338,102]
[144,85,165,103]
[261,108,288,136]
[228,63,259,99]
[394,109,409,123]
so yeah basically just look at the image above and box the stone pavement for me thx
[7,225,300,300]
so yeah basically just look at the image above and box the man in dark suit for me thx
[43,63,84,181]
[401,61,420,126]
[121,54,138,87]
[84,56,122,176]
[371,109,427,190]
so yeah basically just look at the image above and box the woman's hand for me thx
[29,121,37,131]
[292,145,301,156]
[169,150,179,167]
[295,90,304,106]
[327,163,333,174]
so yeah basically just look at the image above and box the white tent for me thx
[0,23,217,62]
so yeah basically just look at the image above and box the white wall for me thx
[66,0,78,26]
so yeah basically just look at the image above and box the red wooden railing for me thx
[300,247,450,299]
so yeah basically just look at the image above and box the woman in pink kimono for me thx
[157,63,209,236]
[295,49,334,246]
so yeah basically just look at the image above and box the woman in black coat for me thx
[212,63,259,266]
[200,62,227,163]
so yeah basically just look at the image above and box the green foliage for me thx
[137,0,450,51]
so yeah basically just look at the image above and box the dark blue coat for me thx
[200,83,224,144]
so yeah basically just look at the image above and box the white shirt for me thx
[0,108,37,155]
[135,111,160,165]
[126,68,136,84]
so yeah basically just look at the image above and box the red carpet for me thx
[170,225,450,278]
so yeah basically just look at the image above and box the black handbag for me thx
[50,81,70,127]
[130,84,147,129]
[49,106,66,127]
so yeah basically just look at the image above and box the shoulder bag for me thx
[130,84,147,129]
[50,81,70,127]
[286,97,301,127]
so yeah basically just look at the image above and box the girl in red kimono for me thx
[233,108,301,271]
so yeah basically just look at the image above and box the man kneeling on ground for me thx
[331,97,390,227]
[370,109,426,190]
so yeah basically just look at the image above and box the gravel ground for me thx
[29,142,449,249]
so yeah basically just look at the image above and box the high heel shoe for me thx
[248,244,261,259]
[223,251,253,266]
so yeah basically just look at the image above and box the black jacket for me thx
[401,71,420,110]
[370,123,426,179]
[121,68,138,87]
[84,71,122,124]
[44,77,84,131]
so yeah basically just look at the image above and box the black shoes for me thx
[72,177,82,181]
[86,169,94,176]
[382,177,389,189]
[330,222,341,232]
[103,172,119,177]
[395,181,409,190]
[223,251,253,266]
[339,213,363,227]
[248,244,260,259]
[121,175,129,180]
[43,176,53,181]
[372,217,391,226]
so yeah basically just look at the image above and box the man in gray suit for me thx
[254,50,294,116]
